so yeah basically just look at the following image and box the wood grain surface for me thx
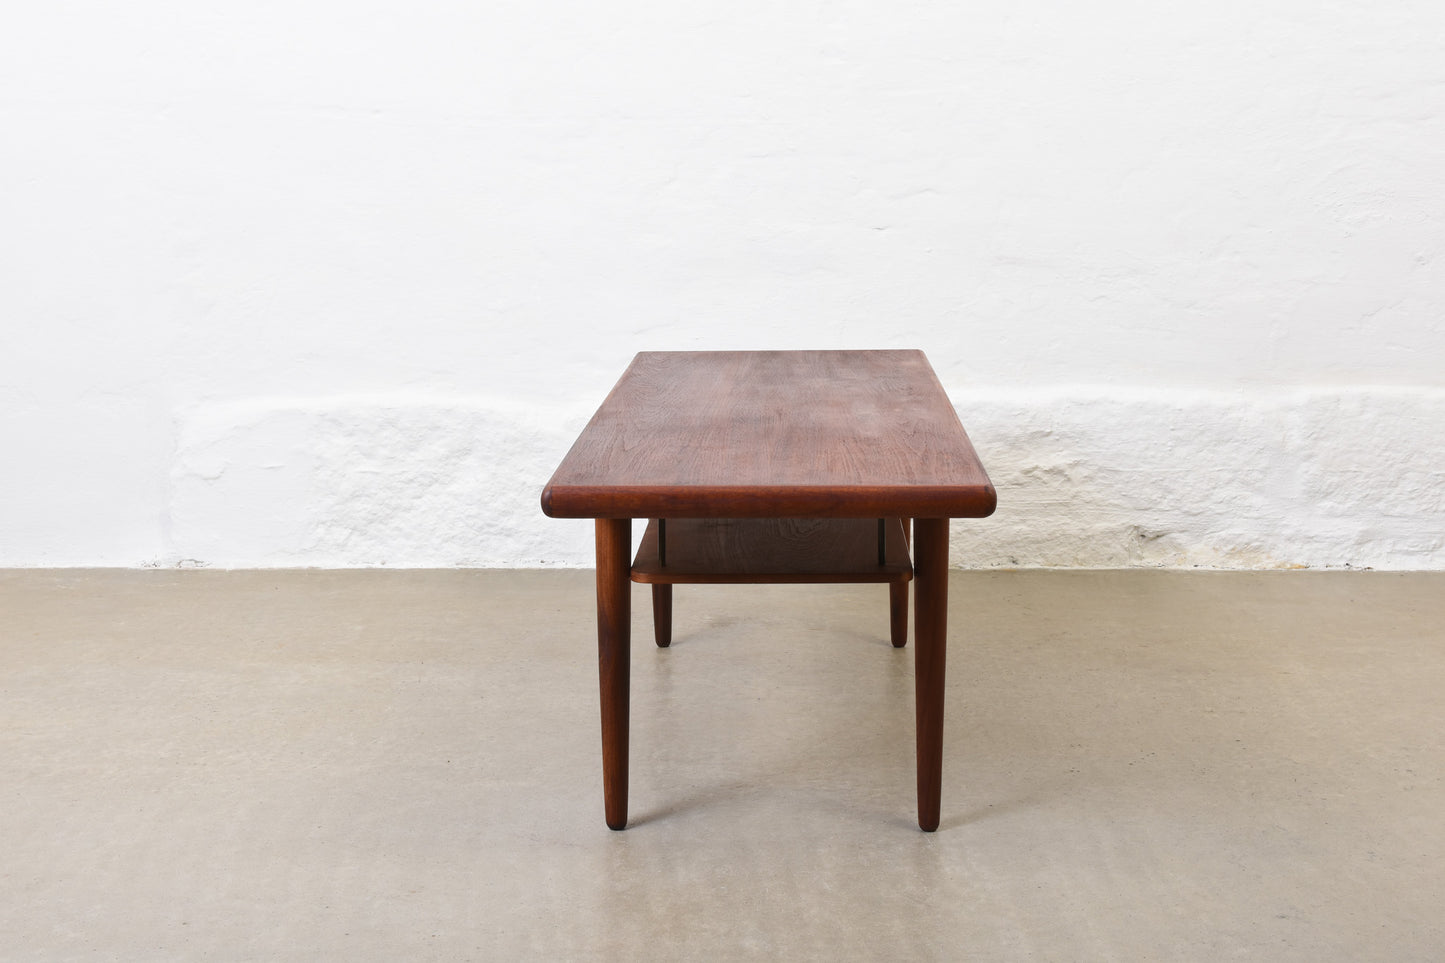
[542,350,996,519]
[630,518,913,584]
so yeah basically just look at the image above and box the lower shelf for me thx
[630,518,913,585]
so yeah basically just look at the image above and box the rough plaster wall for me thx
[2,2,1443,568]
[161,388,1445,570]
[169,395,596,568]
[950,388,1445,570]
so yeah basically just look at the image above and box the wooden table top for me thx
[541,349,996,519]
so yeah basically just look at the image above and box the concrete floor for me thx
[2,569,1442,961]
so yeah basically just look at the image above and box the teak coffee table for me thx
[542,350,995,831]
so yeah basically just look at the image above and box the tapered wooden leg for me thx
[596,518,631,830]
[652,584,673,648]
[890,518,912,647]
[890,581,908,647]
[913,517,949,832]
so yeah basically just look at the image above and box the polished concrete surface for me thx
[2,569,1442,960]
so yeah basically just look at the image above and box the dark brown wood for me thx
[890,582,908,648]
[596,518,631,830]
[890,518,911,647]
[631,518,913,585]
[651,584,672,648]
[548,352,989,831]
[542,351,996,520]
[913,517,949,832]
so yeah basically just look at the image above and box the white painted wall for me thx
[2,2,1442,568]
